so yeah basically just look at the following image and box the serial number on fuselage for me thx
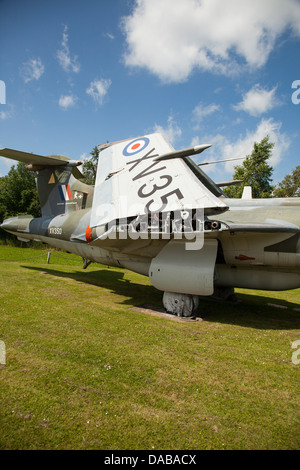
[48,227,63,235]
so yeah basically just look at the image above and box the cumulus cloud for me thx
[200,118,290,176]
[57,25,80,73]
[234,85,279,117]
[20,58,45,83]
[192,102,220,128]
[122,0,300,82]
[59,94,77,110]
[152,115,182,145]
[0,104,15,121]
[86,78,112,106]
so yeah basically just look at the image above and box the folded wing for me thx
[90,133,228,228]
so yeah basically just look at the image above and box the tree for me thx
[0,162,41,223]
[273,166,300,197]
[81,145,100,185]
[223,136,274,198]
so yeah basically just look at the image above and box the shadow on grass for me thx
[23,265,163,307]
[196,291,300,330]
[23,265,299,330]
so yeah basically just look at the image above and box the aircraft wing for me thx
[90,133,228,228]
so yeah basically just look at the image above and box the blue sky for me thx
[0,0,299,186]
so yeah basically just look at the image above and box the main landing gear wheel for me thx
[163,292,199,317]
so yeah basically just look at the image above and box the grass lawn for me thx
[0,245,299,450]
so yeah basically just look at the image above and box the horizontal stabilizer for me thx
[0,148,82,170]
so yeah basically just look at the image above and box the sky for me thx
[0,0,299,186]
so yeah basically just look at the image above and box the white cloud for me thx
[20,58,44,83]
[234,85,279,117]
[201,118,290,176]
[103,32,115,40]
[152,115,182,145]
[0,157,14,176]
[192,102,220,127]
[57,25,80,73]
[0,104,15,120]
[0,111,8,120]
[122,0,300,83]
[59,94,77,110]
[86,78,112,106]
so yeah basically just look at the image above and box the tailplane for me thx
[0,148,93,217]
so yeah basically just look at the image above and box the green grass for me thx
[0,246,299,450]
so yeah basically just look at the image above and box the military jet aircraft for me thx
[1,133,299,316]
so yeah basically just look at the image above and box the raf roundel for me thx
[123,137,150,157]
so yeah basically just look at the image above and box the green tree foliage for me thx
[273,166,300,197]
[223,136,274,198]
[0,162,41,223]
[81,145,100,185]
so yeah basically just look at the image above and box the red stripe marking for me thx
[66,185,73,200]
[235,254,255,261]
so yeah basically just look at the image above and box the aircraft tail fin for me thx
[0,148,93,217]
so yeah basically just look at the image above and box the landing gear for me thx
[211,286,237,302]
[163,291,199,317]
[82,258,92,269]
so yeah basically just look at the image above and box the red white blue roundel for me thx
[123,137,150,156]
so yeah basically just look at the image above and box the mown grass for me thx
[0,246,299,450]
